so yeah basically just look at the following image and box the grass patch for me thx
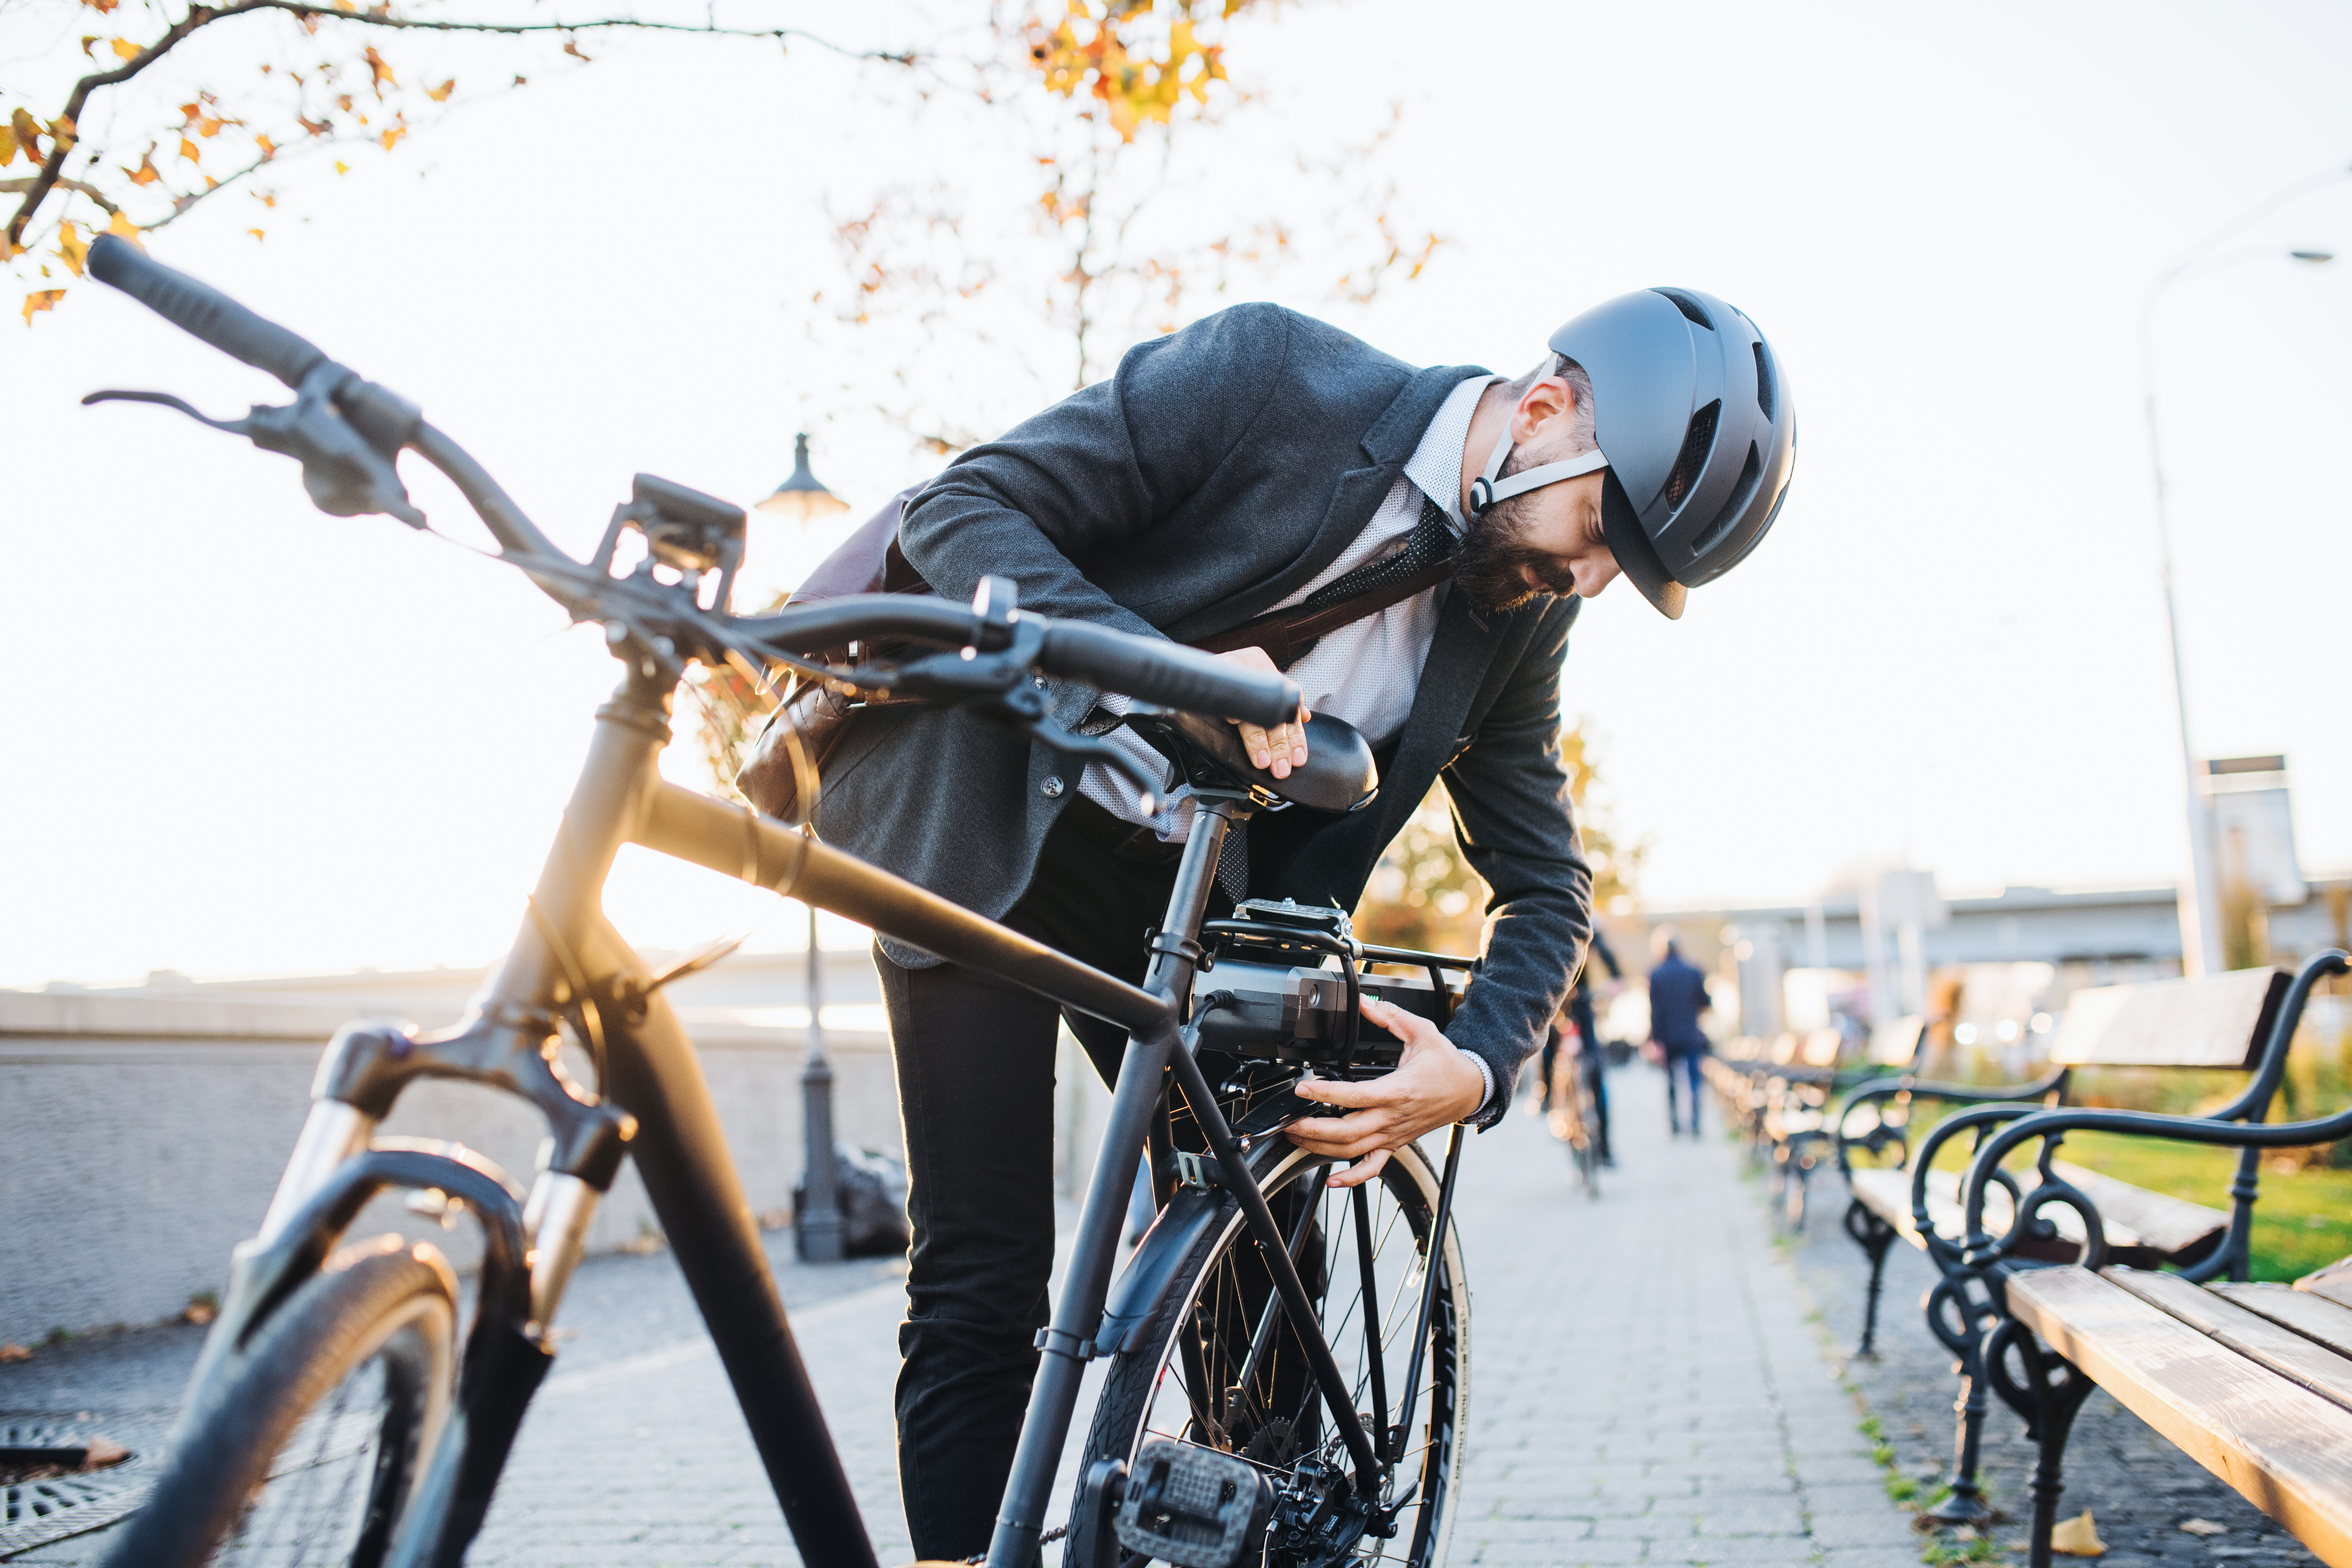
[1855,1103,2352,1282]
[2055,1131,2352,1281]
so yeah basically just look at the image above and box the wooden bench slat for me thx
[2297,1256,2352,1312]
[2048,1160,2229,1258]
[2213,1283,2352,1365]
[2006,1267,2352,1568]
[1847,1161,2226,1266]
[2048,968,2285,1068]
[2103,1269,2352,1414]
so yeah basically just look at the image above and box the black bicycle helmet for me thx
[1469,286,1794,620]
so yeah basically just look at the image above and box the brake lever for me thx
[86,359,425,527]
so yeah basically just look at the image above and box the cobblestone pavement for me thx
[1774,1152,2322,1568]
[1447,1066,1914,1568]
[7,1064,1915,1567]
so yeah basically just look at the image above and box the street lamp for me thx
[757,431,853,1262]
[757,433,852,525]
[2140,166,2345,976]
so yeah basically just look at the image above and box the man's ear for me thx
[1511,376,1576,443]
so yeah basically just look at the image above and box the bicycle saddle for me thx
[1122,708,1379,814]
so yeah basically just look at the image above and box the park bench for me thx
[1710,1019,1919,1228]
[1949,949,2350,1568]
[1890,956,2322,1537]
[1833,974,2284,1361]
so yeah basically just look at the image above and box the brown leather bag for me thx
[733,486,1451,824]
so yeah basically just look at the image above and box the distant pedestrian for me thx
[1648,927,1712,1136]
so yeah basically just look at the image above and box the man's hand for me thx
[1211,645,1310,779]
[1286,995,1488,1187]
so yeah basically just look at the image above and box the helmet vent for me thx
[1655,289,1714,330]
[1690,442,1763,558]
[1753,340,1775,421]
[1661,400,1721,510]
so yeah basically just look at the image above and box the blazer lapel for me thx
[1165,361,1490,643]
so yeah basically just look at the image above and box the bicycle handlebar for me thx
[89,234,331,390]
[85,235,1303,730]
[1040,620,1298,727]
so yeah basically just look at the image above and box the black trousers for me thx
[875,801,1187,1561]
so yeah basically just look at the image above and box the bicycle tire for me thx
[1075,1141,1467,1568]
[104,1234,458,1568]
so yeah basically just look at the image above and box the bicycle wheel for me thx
[105,1234,457,1568]
[1077,1141,1468,1568]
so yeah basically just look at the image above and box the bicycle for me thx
[74,234,1479,1568]
[1543,1036,1602,1198]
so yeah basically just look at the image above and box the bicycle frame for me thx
[238,649,1439,1568]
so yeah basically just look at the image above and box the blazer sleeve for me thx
[1437,597,1593,1126]
[896,304,1296,660]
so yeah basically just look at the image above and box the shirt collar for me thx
[1404,373,1501,537]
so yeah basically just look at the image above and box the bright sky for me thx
[5,1,2349,988]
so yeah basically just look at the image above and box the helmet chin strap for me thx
[1466,422,1609,517]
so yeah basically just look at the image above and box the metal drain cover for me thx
[0,1415,170,1560]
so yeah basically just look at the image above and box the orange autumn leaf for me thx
[197,115,224,138]
[110,36,140,60]
[298,114,331,137]
[79,35,99,57]
[363,46,397,93]
[562,39,590,60]
[426,78,455,103]
[0,122,16,168]
[379,123,405,150]
[22,288,65,324]
[333,159,350,174]
[255,133,275,157]
[123,144,160,183]
[246,228,264,241]
[106,210,145,249]
[55,220,87,277]
[12,107,45,163]
[178,135,200,163]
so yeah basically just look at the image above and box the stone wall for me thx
[0,965,901,1343]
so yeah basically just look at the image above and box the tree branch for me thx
[237,1,924,64]
[7,3,218,249]
[0,176,120,217]
[5,0,930,250]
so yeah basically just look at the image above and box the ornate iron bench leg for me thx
[1923,1278,1998,1526]
[1984,1319,2094,1568]
[1840,1198,1897,1358]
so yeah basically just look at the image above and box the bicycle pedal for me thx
[1114,1440,1273,1568]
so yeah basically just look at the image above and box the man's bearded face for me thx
[1452,444,1592,613]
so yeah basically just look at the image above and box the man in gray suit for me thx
[812,289,1794,1557]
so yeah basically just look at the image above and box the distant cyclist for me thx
[1553,927,1621,1163]
[811,291,1793,1558]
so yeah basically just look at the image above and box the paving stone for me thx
[7,1066,1923,1568]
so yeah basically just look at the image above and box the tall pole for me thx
[2140,340,2224,978]
[2140,187,2344,975]
[797,896,845,1262]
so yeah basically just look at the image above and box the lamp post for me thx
[759,432,852,1261]
[2139,167,2343,976]
[757,433,852,526]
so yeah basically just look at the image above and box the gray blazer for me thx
[811,303,1593,1116]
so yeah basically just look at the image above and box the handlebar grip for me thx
[1038,621,1300,727]
[87,234,331,390]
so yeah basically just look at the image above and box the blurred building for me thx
[1641,871,2351,1048]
